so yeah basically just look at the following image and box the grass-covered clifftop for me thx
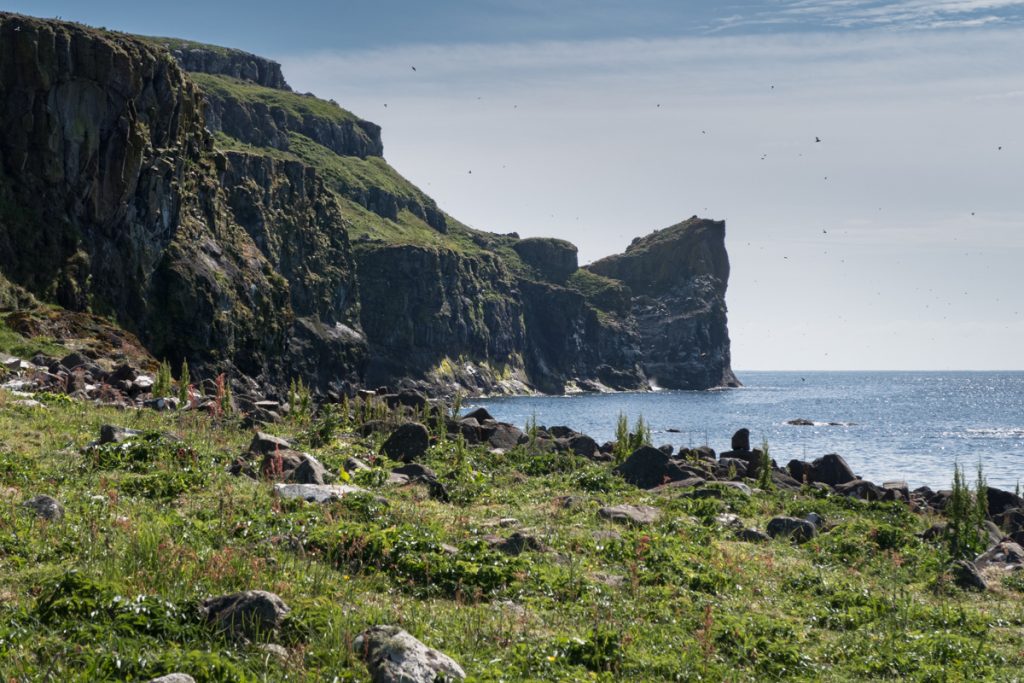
[0,389,1022,681]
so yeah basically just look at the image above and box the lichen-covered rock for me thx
[598,504,661,526]
[766,517,817,543]
[354,625,466,683]
[200,590,290,640]
[146,675,196,683]
[22,495,64,521]
[273,483,364,503]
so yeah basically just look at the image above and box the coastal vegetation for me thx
[1,383,1022,681]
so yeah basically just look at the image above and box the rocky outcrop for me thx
[512,237,578,283]
[195,75,384,159]
[144,38,291,90]
[354,243,526,392]
[589,217,739,389]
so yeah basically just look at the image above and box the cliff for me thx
[0,12,736,396]
[589,217,739,389]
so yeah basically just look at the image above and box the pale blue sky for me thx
[6,2,1024,370]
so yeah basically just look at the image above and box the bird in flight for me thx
[815,136,821,143]
[411,66,417,71]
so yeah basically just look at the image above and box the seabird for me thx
[815,136,821,143]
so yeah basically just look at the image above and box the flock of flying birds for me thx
[384,65,1012,335]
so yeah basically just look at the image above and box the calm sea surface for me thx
[468,372,1024,491]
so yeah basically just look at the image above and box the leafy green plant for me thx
[177,359,191,406]
[757,438,773,490]
[289,378,312,425]
[613,413,651,462]
[945,462,989,559]
[153,359,172,398]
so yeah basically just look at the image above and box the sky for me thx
[7,1,1024,371]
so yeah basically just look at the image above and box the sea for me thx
[467,371,1024,491]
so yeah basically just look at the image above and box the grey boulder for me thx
[354,625,466,682]
[201,590,290,640]
[22,495,64,521]
[766,516,817,543]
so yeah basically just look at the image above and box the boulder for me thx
[568,434,598,458]
[488,532,546,556]
[736,528,771,543]
[201,590,290,640]
[260,450,327,484]
[809,454,856,486]
[949,560,987,591]
[22,495,64,522]
[613,446,688,489]
[788,454,856,487]
[996,508,1024,534]
[463,406,494,423]
[273,483,364,503]
[249,432,292,456]
[146,676,196,683]
[716,457,748,479]
[835,479,884,501]
[766,517,816,543]
[974,540,1024,570]
[771,469,802,490]
[394,388,428,410]
[882,481,910,500]
[987,487,1024,516]
[804,512,825,529]
[381,423,430,463]
[99,424,143,444]
[354,625,466,683]
[598,504,661,526]
[731,428,750,452]
[651,476,705,492]
[487,423,526,450]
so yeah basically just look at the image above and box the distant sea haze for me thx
[471,372,1024,491]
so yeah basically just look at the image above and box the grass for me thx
[0,314,67,359]
[0,390,1022,681]
[138,35,246,59]
[190,73,360,126]
[565,270,631,314]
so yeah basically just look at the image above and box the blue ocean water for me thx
[469,372,1024,491]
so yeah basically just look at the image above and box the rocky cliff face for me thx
[589,217,739,389]
[0,13,366,396]
[143,37,291,90]
[0,13,736,396]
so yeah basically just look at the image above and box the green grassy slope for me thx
[0,394,1021,681]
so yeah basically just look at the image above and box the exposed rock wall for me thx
[0,14,366,395]
[201,86,384,159]
[149,40,291,90]
[354,243,525,392]
[589,217,739,389]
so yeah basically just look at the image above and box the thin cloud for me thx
[708,0,1024,31]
